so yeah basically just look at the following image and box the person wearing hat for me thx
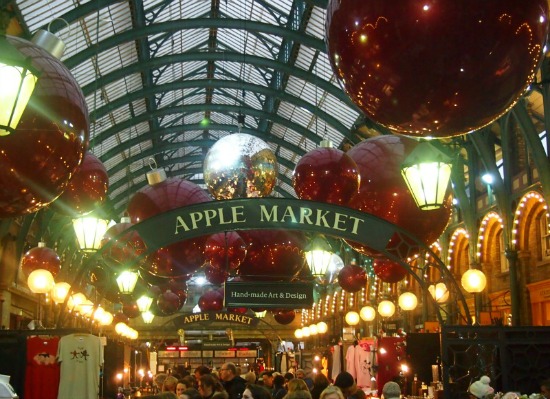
[333,371,357,399]
[382,382,401,399]
[468,376,494,399]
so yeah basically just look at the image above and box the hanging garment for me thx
[57,333,104,399]
[355,340,372,389]
[331,344,341,380]
[25,336,60,399]
[346,344,356,379]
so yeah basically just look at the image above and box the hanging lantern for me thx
[50,281,71,304]
[398,292,418,311]
[142,311,155,324]
[254,310,267,318]
[0,35,39,136]
[116,271,139,295]
[428,283,450,303]
[73,214,112,252]
[345,311,360,326]
[316,321,328,334]
[136,295,154,312]
[360,305,376,322]
[305,235,333,278]
[378,300,396,318]
[27,269,55,294]
[401,142,452,210]
[461,269,487,293]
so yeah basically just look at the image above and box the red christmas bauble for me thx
[157,290,182,316]
[113,311,129,325]
[21,244,61,278]
[346,136,451,256]
[237,230,306,281]
[293,146,360,205]
[198,290,224,312]
[204,232,247,270]
[326,0,548,138]
[122,302,141,319]
[100,219,146,271]
[51,152,108,217]
[0,36,88,218]
[228,307,248,314]
[338,264,368,293]
[273,309,296,325]
[204,264,229,285]
[139,270,171,286]
[128,177,211,277]
[373,257,408,283]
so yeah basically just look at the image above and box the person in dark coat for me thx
[220,362,247,399]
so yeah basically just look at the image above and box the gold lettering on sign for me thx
[260,205,278,222]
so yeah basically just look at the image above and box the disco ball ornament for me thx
[0,35,89,218]
[338,263,368,293]
[100,217,146,271]
[204,232,247,270]
[156,290,182,316]
[198,290,224,312]
[204,264,229,285]
[346,136,451,256]
[20,243,61,278]
[128,171,211,278]
[203,133,278,199]
[293,141,360,205]
[237,230,306,281]
[273,309,296,325]
[326,0,549,138]
[373,257,408,283]
[51,152,109,217]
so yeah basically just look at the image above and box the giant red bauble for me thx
[237,230,306,281]
[122,301,141,319]
[51,152,108,217]
[128,177,211,277]
[156,290,182,316]
[20,244,61,278]
[293,146,360,205]
[100,219,146,271]
[204,232,247,270]
[0,36,88,218]
[338,264,367,293]
[204,264,229,285]
[273,310,296,325]
[373,257,408,283]
[326,0,548,138]
[198,290,224,312]
[346,136,451,256]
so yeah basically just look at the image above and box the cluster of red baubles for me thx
[13,0,549,322]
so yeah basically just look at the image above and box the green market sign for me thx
[132,198,397,253]
[224,281,313,308]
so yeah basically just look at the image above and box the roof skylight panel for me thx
[305,6,327,40]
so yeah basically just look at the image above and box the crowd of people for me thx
[133,363,399,399]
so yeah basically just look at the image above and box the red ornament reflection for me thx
[293,146,360,205]
[273,309,296,325]
[128,177,211,278]
[346,136,451,256]
[52,152,109,217]
[157,290,182,316]
[198,290,224,312]
[338,264,367,293]
[204,265,229,285]
[372,257,408,283]
[326,0,548,138]
[228,307,248,314]
[237,230,306,281]
[204,232,247,270]
[100,219,146,271]
[21,244,61,278]
[0,36,88,218]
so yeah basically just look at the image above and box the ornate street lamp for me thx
[0,35,39,136]
[73,214,112,252]
[136,295,153,312]
[305,235,333,278]
[141,311,155,324]
[401,142,452,210]
[116,271,139,295]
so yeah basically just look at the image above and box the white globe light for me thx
[100,311,114,326]
[360,306,376,321]
[67,292,86,311]
[345,311,360,326]
[398,292,418,311]
[317,321,328,334]
[301,326,311,337]
[27,269,55,294]
[295,329,304,339]
[428,283,450,303]
[461,269,487,293]
[378,300,396,318]
[50,281,71,304]
[309,324,319,335]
